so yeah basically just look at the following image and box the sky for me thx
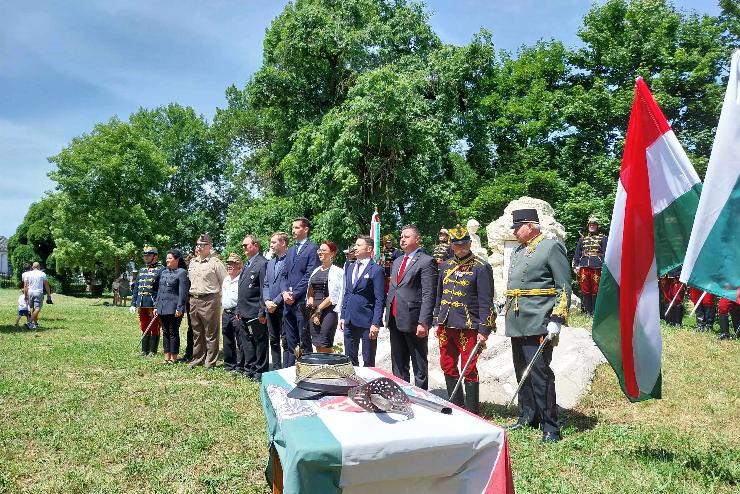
[0,0,721,239]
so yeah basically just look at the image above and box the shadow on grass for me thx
[634,445,738,485]
[479,402,599,432]
[0,323,53,334]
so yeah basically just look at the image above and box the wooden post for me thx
[271,445,283,494]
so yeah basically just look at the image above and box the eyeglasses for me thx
[242,244,250,248]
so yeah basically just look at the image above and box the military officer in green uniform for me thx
[504,209,571,443]
[434,224,495,415]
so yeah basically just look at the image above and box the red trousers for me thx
[138,307,161,336]
[689,287,715,306]
[578,267,601,296]
[436,326,480,382]
[718,298,739,315]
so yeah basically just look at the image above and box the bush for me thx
[46,275,63,294]
[0,279,18,289]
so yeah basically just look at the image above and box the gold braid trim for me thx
[505,288,557,312]
[526,234,545,255]
[551,284,570,323]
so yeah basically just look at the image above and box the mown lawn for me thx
[0,288,738,493]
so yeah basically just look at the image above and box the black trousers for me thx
[283,302,312,366]
[242,319,269,376]
[183,302,194,359]
[266,309,285,370]
[388,315,428,390]
[222,311,240,371]
[511,335,559,434]
[160,314,182,354]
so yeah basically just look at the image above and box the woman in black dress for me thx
[306,241,345,353]
[154,249,189,363]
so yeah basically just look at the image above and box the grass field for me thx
[0,288,737,493]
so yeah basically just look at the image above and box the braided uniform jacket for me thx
[131,263,164,308]
[505,234,571,337]
[573,233,607,268]
[434,253,495,335]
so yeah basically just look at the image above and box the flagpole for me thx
[664,283,684,318]
[688,291,708,317]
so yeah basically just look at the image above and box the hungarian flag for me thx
[592,78,701,402]
[680,50,740,300]
[370,210,380,263]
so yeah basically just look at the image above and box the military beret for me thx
[197,233,213,245]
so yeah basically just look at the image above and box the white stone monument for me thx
[485,196,566,302]
[466,218,488,259]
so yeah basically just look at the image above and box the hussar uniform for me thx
[572,216,607,315]
[434,225,495,414]
[659,268,684,326]
[688,287,716,332]
[131,245,164,356]
[505,209,571,442]
[432,228,453,265]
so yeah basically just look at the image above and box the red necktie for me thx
[392,255,409,317]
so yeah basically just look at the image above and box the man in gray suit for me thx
[385,224,438,389]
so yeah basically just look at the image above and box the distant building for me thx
[0,236,8,277]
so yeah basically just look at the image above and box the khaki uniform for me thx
[188,255,228,368]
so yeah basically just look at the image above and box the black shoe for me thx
[507,420,538,431]
[718,332,731,340]
[542,431,561,443]
[176,357,190,363]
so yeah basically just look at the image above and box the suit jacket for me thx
[281,239,320,305]
[385,251,438,331]
[263,254,287,307]
[237,254,268,319]
[154,267,189,315]
[340,259,386,328]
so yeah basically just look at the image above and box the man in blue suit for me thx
[281,217,320,366]
[263,231,289,369]
[340,235,386,367]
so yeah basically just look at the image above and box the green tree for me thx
[48,117,171,274]
[129,104,230,250]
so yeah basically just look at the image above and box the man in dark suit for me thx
[237,235,268,380]
[263,232,289,369]
[340,235,386,366]
[281,217,320,366]
[385,225,438,389]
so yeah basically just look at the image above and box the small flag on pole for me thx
[370,209,381,263]
[679,50,740,300]
[592,77,701,402]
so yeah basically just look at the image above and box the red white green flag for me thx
[370,210,380,263]
[592,78,701,402]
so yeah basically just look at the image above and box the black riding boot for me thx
[581,295,590,315]
[149,335,160,356]
[445,375,464,407]
[464,381,480,415]
[140,335,150,356]
[718,314,730,340]
[705,306,716,331]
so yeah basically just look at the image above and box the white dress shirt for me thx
[221,274,240,310]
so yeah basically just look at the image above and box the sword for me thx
[139,313,160,342]
[506,336,549,408]
[450,339,483,402]
[689,291,708,318]
[663,283,684,318]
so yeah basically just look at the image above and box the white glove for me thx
[546,321,561,341]
[129,306,136,315]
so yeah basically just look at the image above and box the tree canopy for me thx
[9,0,738,291]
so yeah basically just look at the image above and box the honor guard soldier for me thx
[432,228,454,265]
[572,216,607,315]
[505,209,571,443]
[688,287,716,332]
[659,268,684,326]
[130,245,165,356]
[434,224,495,415]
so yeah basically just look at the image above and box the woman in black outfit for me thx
[306,240,345,353]
[154,249,189,363]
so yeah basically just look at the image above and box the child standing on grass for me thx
[16,290,30,327]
